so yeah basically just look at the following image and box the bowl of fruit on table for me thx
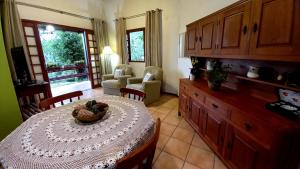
[72,100,109,123]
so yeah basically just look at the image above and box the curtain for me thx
[145,9,162,68]
[115,17,128,64]
[92,18,112,74]
[1,0,33,80]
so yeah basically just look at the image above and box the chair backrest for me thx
[143,66,163,81]
[116,118,161,169]
[115,64,132,76]
[120,88,145,101]
[39,91,83,110]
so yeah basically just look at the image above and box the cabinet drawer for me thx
[205,96,229,118]
[180,81,189,93]
[190,86,205,104]
[230,109,274,147]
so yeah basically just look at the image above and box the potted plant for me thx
[190,57,205,80]
[206,62,230,91]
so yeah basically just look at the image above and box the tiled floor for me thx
[147,94,228,169]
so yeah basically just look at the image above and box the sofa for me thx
[126,66,163,105]
[101,64,133,96]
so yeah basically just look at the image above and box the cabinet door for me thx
[185,22,199,55]
[217,0,251,56]
[225,125,270,169]
[179,92,189,117]
[249,0,300,61]
[203,108,226,153]
[198,15,218,55]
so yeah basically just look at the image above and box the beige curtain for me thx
[1,0,33,80]
[92,18,112,74]
[145,9,162,68]
[115,17,128,64]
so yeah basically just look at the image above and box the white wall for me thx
[17,0,104,29]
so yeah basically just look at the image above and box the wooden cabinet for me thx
[178,79,300,169]
[198,15,218,55]
[217,0,251,56]
[185,0,300,62]
[224,125,269,169]
[185,22,199,55]
[203,107,226,153]
[179,92,189,117]
[249,0,300,61]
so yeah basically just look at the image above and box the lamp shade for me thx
[102,46,113,55]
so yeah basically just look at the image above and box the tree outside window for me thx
[126,28,145,62]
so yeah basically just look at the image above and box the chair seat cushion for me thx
[102,80,121,89]
[126,83,143,91]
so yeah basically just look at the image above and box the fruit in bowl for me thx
[72,100,109,123]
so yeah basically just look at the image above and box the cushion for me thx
[102,80,121,89]
[126,83,143,91]
[114,69,124,78]
[143,73,154,82]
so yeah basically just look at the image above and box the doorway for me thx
[38,24,91,96]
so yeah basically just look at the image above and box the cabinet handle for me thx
[212,103,219,109]
[244,121,253,131]
[243,25,248,35]
[199,36,202,42]
[194,93,199,97]
[253,23,258,33]
[227,142,232,149]
[195,37,198,42]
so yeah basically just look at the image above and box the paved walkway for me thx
[50,81,92,96]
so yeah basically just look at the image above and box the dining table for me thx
[0,95,155,169]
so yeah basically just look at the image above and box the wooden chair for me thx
[116,118,161,169]
[39,91,83,110]
[120,88,146,101]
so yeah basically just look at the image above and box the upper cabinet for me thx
[198,15,218,55]
[185,22,198,55]
[185,0,300,62]
[249,0,300,61]
[217,0,252,56]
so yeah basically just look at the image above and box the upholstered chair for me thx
[101,64,133,96]
[126,66,163,105]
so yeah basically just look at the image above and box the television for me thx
[11,47,32,82]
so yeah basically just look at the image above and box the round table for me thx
[0,95,155,169]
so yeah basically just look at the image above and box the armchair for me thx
[126,66,163,105]
[101,64,133,96]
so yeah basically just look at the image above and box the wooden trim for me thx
[126,27,145,62]
[21,19,93,32]
[84,31,96,88]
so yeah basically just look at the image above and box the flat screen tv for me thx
[11,47,32,81]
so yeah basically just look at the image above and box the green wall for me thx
[0,21,23,140]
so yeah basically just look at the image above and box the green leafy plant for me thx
[206,62,231,90]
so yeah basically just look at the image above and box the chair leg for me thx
[144,150,155,169]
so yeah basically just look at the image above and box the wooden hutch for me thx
[180,0,300,169]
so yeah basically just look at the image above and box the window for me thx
[126,28,145,62]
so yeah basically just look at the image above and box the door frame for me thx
[21,19,100,90]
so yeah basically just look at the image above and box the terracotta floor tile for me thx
[183,162,202,169]
[178,119,195,132]
[153,152,184,169]
[186,146,215,169]
[160,122,177,136]
[172,127,194,144]
[192,134,212,152]
[163,114,182,126]
[156,106,172,114]
[157,134,170,150]
[163,138,190,160]
[153,148,162,164]
[214,155,228,169]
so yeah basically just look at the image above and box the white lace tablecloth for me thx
[0,95,155,169]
